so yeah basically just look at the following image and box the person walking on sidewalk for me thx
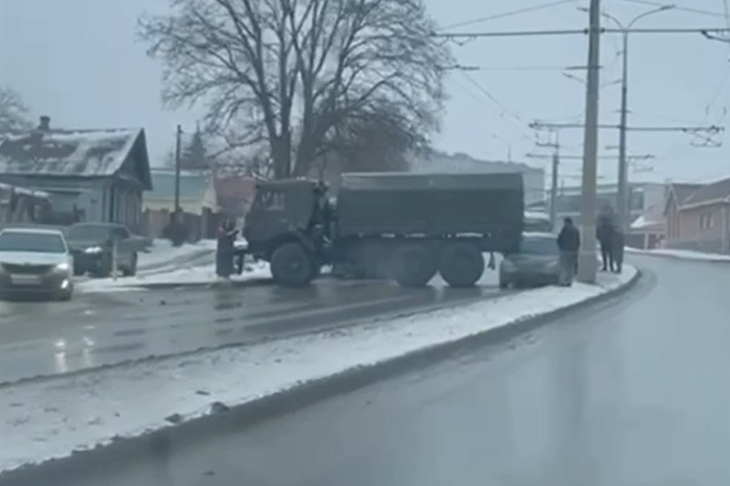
[611,224,625,274]
[596,216,614,272]
[556,217,581,286]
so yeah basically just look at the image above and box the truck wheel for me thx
[392,245,437,288]
[439,243,485,288]
[270,243,314,288]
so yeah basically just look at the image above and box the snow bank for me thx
[78,262,270,293]
[0,266,636,473]
[626,247,730,262]
[137,239,217,270]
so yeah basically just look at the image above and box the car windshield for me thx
[66,225,113,241]
[0,231,67,253]
[520,237,557,256]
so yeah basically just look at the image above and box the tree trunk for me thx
[271,135,292,179]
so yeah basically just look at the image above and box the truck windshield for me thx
[66,225,113,241]
[0,231,67,253]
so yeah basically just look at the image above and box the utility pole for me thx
[535,134,560,228]
[595,6,676,234]
[578,0,601,284]
[174,124,183,221]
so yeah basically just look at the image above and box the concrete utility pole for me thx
[599,5,676,234]
[534,134,560,228]
[577,0,601,284]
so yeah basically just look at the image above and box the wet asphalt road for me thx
[22,253,728,486]
[0,271,504,383]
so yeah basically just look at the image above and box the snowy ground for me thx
[0,266,636,473]
[136,239,217,271]
[626,247,730,262]
[77,262,271,293]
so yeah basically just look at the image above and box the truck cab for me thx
[243,179,329,287]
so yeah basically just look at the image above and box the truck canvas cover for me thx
[336,172,524,238]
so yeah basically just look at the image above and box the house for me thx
[629,203,665,249]
[142,169,218,241]
[0,116,152,231]
[663,177,730,254]
[553,181,666,223]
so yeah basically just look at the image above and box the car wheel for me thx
[499,276,509,289]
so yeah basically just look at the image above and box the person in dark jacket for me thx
[596,217,614,272]
[611,224,625,274]
[556,217,580,286]
[216,219,238,279]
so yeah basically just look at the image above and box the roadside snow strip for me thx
[0,266,638,474]
[626,247,730,263]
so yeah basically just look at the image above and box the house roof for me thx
[681,176,730,209]
[631,203,665,231]
[147,169,211,201]
[0,127,148,181]
[663,182,703,215]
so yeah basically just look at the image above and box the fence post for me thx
[112,239,118,281]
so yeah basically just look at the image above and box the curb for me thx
[0,269,642,484]
[627,249,730,264]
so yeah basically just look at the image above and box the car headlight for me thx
[55,262,70,272]
[84,246,103,254]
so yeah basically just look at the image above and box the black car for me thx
[65,223,146,277]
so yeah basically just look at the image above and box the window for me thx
[254,190,285,210]
[0,231,67,253]
[67,224,114,241]
[700,211,716,229]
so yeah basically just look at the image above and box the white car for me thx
[0,227,74,300]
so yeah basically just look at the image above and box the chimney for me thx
[38,116,51,131]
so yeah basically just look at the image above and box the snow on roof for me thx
[0,128,143,178]
[524,210,550,221]
[630,203,665,230]
[0,181,50,199]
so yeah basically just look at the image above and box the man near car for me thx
[556,217,580,286]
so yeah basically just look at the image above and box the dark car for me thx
[65,223,146,277]
[499,232,560,289]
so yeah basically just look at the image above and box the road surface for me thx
[12,253,727,486]
[0,271,504,383]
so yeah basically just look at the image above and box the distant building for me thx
[663,177,730,254]
[0,116,152,231]
[142,169,218,241]
[552,181,666,224]
[409,151,546,206]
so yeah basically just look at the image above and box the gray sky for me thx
[1,0,728,185]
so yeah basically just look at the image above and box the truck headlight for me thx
[84,246,102,254]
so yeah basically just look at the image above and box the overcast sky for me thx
[0,0,728,185]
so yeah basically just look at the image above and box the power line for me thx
[526,153,654,160]
[433,27,730,39]
[438,0,578,31]
[617,0,728,19]
[529,121,724,133]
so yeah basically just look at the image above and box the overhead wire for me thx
[616,0,727,19]
[438,0,579,31]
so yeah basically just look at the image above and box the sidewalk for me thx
[627,246,730,263]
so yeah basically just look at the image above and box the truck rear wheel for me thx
[439,243,484,288]
[270,243,314,288]
[392,245,437,288]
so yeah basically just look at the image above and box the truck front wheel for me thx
[270,243,314,288]
[439,243,484,288]
[392,245,437,288]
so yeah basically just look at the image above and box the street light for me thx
[579,5,675,232]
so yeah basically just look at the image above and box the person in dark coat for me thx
[611,224,625,274]
[216,219,238,279]
[596,217,615,272]
[556,217,580,286]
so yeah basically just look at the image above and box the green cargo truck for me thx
[243,172,525,288]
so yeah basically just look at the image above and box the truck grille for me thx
[1,263,54,275]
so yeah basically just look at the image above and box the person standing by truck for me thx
[556,217,580,286]
[611,223,625,274]
[216,219,238,279]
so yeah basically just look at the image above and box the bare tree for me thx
[139,0,451,179]
[0,87,32,133]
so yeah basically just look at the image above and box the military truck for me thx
[243,172,524,288]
